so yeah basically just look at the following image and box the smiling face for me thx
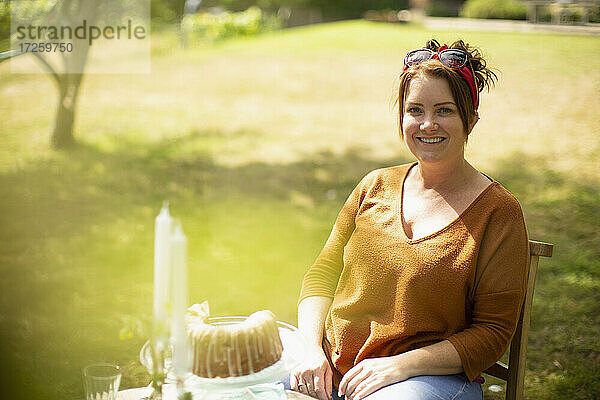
[401,75,476,165]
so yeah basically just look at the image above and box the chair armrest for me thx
[483,360,509,381]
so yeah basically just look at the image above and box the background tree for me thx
[151,0,186,24]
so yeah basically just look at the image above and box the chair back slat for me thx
[483,239,553,400]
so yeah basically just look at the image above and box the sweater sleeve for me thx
[298,172,375,304]
[447,196,530,381]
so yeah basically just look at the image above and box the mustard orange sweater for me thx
[299,163,529,383]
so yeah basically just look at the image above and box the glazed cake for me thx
[186,303,284,378]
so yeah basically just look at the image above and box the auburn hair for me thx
[397,39,498,136]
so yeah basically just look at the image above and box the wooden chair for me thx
[483,240,554,400]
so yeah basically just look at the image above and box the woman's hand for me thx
[338,356,408,400]
[290,345,333,400]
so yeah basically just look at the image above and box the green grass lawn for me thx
[0,20,598,399]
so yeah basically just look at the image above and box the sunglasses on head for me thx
[402,46,480,109]
[403,48,469,70]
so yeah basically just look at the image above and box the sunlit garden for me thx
[1,10,599,400]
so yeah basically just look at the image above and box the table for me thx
[117,387,314,399]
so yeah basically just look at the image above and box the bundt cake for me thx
[186,302,284,378]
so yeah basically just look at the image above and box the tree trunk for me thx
[51,73,83,149]
[49,0,99,149]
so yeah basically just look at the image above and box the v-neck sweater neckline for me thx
[398,162,498,244]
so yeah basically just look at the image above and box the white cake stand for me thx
[140,317,307,397]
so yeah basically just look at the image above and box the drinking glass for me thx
[83,363,122,400]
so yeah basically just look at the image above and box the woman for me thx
[288,39,529,400]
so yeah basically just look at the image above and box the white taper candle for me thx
[170,221,189,376]
[153,202,172,334]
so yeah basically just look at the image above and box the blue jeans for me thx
[281,373,482,400]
